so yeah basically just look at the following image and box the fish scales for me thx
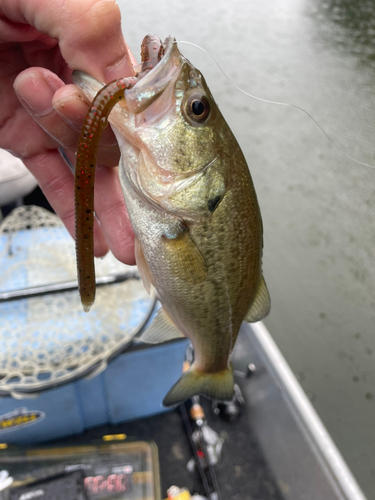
[73,35,270,406]
[120,144,261,372]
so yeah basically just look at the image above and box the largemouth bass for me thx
[73,35,270,406]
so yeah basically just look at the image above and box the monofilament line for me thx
[179,40,375,170]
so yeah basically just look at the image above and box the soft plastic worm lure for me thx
[75,35,163,311]
[74,77,137,312]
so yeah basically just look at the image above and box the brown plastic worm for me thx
[139,34,164,75]
[75,76,138,312]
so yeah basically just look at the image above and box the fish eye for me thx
[184,93,210,124]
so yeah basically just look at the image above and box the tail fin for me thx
[163,365,234,407]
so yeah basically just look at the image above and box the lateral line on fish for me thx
[178,40,375,170]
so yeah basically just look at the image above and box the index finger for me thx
[0,0,135,81]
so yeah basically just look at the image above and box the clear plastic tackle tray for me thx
[0,440,161,500]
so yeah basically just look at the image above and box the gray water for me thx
[117,1,375,497]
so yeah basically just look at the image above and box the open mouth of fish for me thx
[73,35,179,105]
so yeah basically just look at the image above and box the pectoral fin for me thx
[140,308,185,344]
[161,230,207,284]
[244,275,271,323]
[135,237,153,294]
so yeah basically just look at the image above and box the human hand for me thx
[0,0,136,264]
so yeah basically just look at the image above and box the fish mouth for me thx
[124,35,182,114]
[72,35,182,111]
[72,35,187,188]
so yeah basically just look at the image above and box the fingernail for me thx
[14,70,61,116]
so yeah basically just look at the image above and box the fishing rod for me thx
[180,345,222,500]
[180,400,221,500]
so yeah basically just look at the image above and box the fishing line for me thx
[178,40,375,170]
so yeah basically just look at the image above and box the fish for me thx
[73,34,270,407]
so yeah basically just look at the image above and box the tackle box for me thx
[0,440,161,500]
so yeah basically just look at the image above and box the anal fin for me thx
[140,308,185,344]
[244,275,271,323]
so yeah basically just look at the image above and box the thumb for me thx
[1,0,135,81]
